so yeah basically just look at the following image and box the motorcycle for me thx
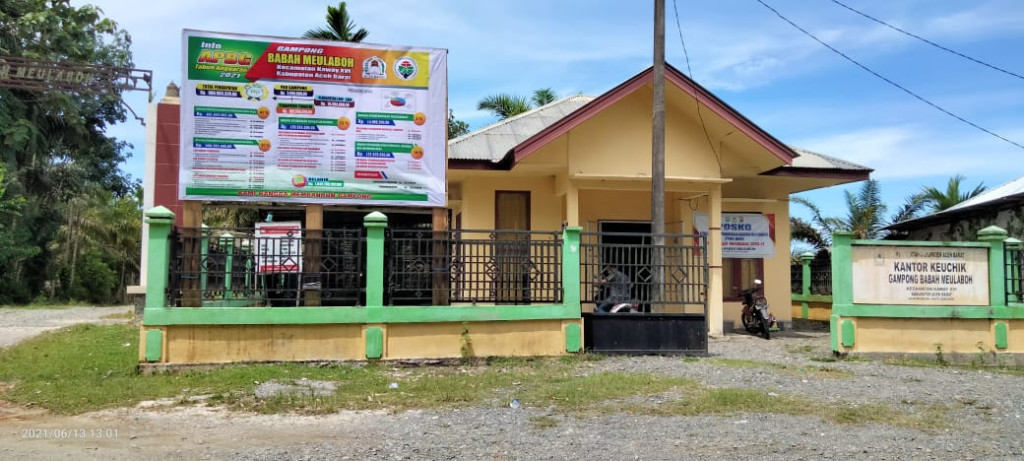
[740,279,774,339]
[594,268,638,313]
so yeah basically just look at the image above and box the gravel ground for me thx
[0,306,131,348]
[2,326,1024,460]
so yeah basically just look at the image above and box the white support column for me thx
[708,185,724,336]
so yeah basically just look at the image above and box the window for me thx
[723,258,764,300]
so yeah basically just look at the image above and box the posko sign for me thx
[851,246,989,306]
[178,30,448,206]
[693,212,775,258]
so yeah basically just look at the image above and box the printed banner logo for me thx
[362,56,386,79]
[394,56,418,80]
[243,83,268,101]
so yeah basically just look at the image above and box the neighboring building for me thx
[887,176,1024,241]
[446,64,871,333]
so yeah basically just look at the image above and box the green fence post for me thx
[800,251,814,319]
[220,232,234,300]
[1004,238,1022,304]
[200,224,209,298]
[562,226,582,313]
[978,226,1008,308]
[830,231,854,352]
[144,207,176,310]
[364,212,388,308]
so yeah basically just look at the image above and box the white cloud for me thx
[795,124,1024,179]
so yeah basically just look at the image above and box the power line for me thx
[671,0,721,167]
[830,0,1024,82]
[753,0,1024,152]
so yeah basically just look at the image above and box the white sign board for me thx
[693,212,775,258]
[852,246,989,305]
[179,30,447,206]
[255,221,303,274]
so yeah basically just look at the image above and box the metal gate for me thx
[580,231,709,354]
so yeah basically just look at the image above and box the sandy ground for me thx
[0,306,131,348]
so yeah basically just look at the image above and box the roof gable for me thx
[510,64,798,166]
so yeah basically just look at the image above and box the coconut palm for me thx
[477,93,533,119]
[532,88,557,106]
[919,175,986,212]
[302,2,368,43]
[791,179,915,252]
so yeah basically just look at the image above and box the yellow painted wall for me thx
[162,324,364,363]
[386,320,569,359]
[148,320,577,364]
[459,176,562,231]
[837,318,1024,355]
[790,301,832,321]
[563,88,721,180]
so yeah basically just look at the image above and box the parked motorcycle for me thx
[594,267,638,313]
[740,279,774,339]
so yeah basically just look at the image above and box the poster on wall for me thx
[255,221,303,274]
[693,212,775,258]
[178,30,447,206]
[851,246,989,305]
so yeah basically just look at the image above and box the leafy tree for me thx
[302,2,368,42]
[0,0,136,303]
[447,109,470,139]
[919,175,986,212]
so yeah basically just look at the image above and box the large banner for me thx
[179,30,447,206]
[852,246,989,305]
[693,212,776,258]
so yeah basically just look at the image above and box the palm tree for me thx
[919,175,986,212]
[477,93,533,119]
[532,88,557,106]
[791,179,909,252]
[302,2,368,42]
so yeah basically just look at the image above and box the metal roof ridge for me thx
[448,95,596,145]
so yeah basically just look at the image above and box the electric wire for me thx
[830,0,1024,82]
[671,0,722,168]
[753,0,1024,152]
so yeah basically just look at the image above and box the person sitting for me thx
[596,267,630,313]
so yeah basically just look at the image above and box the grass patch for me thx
[708,358,789,370]
[0,324,948,430]
[100,311,134,320]
[785,344,817,355]
[884,356,1024,377]
[708,358,850,379]
[811,354,873,364]
[529,415,559,430]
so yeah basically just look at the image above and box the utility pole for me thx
[651,0,666,309]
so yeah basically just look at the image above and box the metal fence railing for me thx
[790,263,803,294]
[1006,247,1023,303]
[809,260,832,296]
[580,232,707,313]
[168,226,364,307]
[386,229,563,305]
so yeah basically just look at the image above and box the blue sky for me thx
[75,0,1024,231]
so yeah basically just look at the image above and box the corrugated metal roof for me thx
[447,97,869,175]
[943,175,1024,212]
[886,175,1024,231]
[448,95,595,162]
[788,147,870,172]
